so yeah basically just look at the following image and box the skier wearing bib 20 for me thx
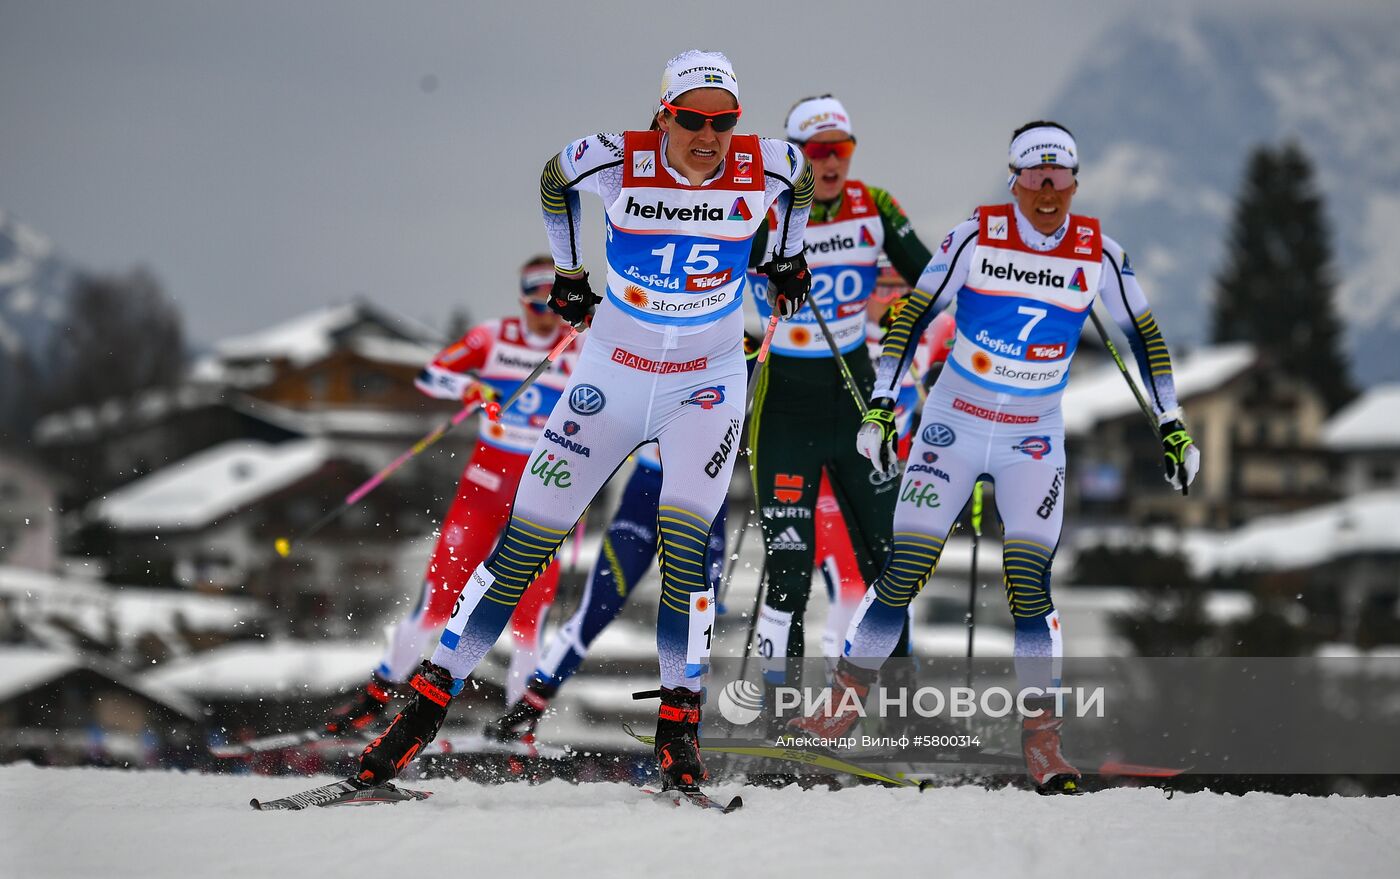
[324,258,575,736]
[791,121,1201,794]
[355,50,813,797]
[749,96,933,696]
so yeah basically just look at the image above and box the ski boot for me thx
[356,661,459,785]
[484,678,557,750]
[654,687,707,791]
[323,673,394,735]
[1022,695,1081,795]
[785,659,876,739]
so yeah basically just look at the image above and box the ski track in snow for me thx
[1,767,1398,878]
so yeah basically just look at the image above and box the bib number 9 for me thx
[513,386,542,415]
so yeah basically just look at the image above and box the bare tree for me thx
[42,267,186,414]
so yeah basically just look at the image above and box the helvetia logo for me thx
[624,196,725,222]
[858,226,877,247]
[728,198,753,221]
[1068,268,1087,292]
[716,680,765,725]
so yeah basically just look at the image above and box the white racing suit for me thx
[846,203,1185,692]
[430,130,812,692]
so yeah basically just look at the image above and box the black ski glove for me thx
[549,270,600,328]
[758,253,811,319]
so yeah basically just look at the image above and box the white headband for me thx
[520,266,555,292]
[658,50,739,112]
[785,96,852,142]
[1008,125,1078,170]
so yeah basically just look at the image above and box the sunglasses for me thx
[662,99,742,132]
[1013,166,1077,191]
[802,139,856,161]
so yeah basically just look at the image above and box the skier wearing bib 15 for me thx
[355,50,814,796]
[792,121,1201,794]
[748,96,933,699]
[324,258,575,735]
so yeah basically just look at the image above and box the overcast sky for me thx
[0,0,1390,345]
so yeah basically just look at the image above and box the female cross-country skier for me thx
[791,120,1200,794]
[323,257,576,735]
[355,50,813,796]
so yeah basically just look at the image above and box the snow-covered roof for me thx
[143,641,382,698]
[33,384,308,444]
[88,439,330,531]
[0,647,79,703]
[0,564,263,651]
[1323,383,1400,450]
[1063,343,1255,435]
[351,336,438,368]
[0,646,202,717]
[214,301,441,367]
[1179,490,1400,574]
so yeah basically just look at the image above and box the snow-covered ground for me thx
[2,767,1396,878]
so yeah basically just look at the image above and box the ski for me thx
[623,724,925,790]
[249,778,432,811]
[643,787,743,813]
[211,729,561,759]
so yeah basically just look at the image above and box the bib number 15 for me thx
[652,242,720,276]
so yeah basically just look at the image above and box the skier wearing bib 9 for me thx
[748,96,934,699]
[794,121,1200,794]
[324,257,576,735]
[355,50,813,798]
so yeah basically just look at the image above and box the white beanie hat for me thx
[658,50,739,111]
[1008,124,1079,170]
[785,95,853,142]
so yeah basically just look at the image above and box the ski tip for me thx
[249,798,263,810]
[723,795,744,813]
[917,779,936,793]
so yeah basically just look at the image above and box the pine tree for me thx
[1212,142,1354,412]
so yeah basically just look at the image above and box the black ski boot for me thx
[485,678,557,744]
[356,661,458,785]
[324,673,394,735]
[654,687,706,791]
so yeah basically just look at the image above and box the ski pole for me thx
[715,502,754,614]
[1085,309,1186,496]
[743,314,780,415]
[484,326,582,422]
[807,301,868,417]
[273,399,481,558]
[736,558,768,685]
[964,480,983,692]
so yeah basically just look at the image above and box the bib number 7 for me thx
[1016,305,1048,341]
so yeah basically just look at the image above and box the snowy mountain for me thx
[0,210,76,432]
[0,209,72,362]
[1047,11,1400,385]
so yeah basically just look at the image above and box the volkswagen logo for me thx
[921,422,956,447]
[568,384,606,416]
